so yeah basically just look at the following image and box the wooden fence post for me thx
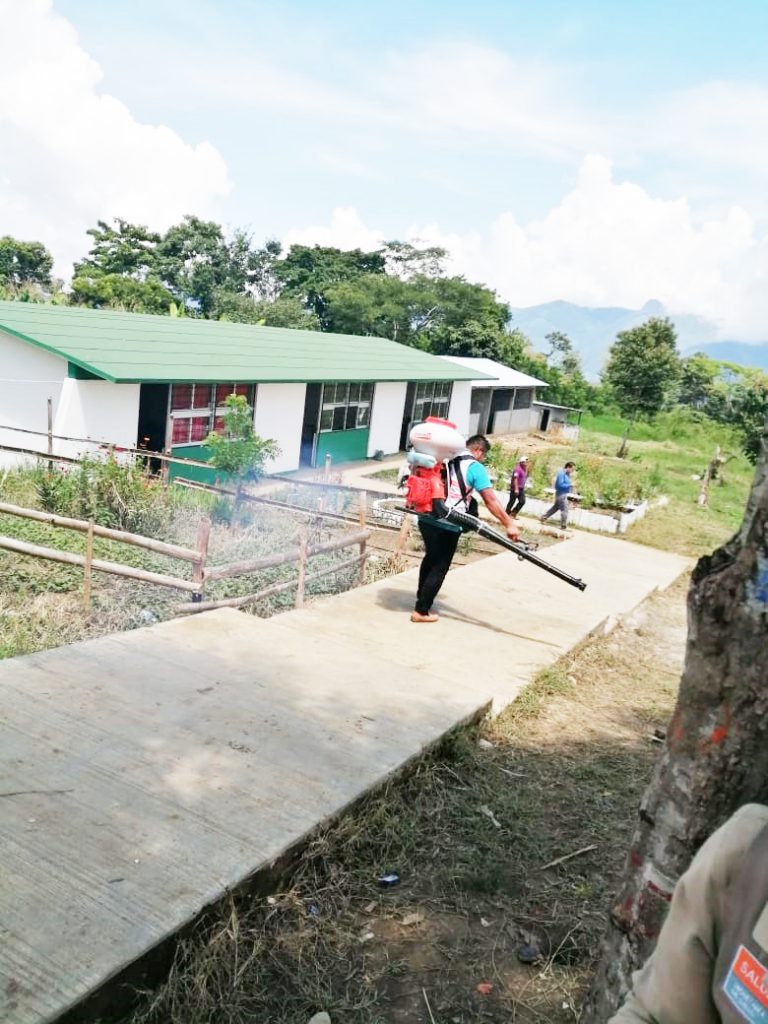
[295,528,309,608]
[47,397,53,472]
[192,517,211,603]
[83,519,94,614]
[395,512,412,554]
[358,491,367,585]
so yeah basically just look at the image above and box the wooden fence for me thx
[0,501,371,617]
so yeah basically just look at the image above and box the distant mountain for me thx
[508,299,768,377]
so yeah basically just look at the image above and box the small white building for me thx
[439,356,549,435]
[0,301,489,478]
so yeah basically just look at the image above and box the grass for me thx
[0,465,405,660]
[119,578,687,1024]
[576,411,753,556]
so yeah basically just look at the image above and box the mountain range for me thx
[510,299,768,377]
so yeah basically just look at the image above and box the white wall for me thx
[448,381,472,437]
[253,383,306,473]
[368,382,406,457]
[0,330,68,468]
[54,378,141,460]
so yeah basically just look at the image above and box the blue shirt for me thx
[555,469,572,495]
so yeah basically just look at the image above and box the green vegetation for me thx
[577,411,753,555]
[603,317,682,457]
[203,395,279,499]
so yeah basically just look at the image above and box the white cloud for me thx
[0,0,231,276]
[290,158,768,339]
[283,207,385,252]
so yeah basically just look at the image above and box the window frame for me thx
[169,383,256,446]
[318,381,374,434]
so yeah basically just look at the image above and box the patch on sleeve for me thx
[754,903,768,953]
[723,945,768,1023]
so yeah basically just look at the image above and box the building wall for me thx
[54,378,141,459]
[367,382,407,457]
[253,382,306,473]
[448,381,472,436]
[0,331,68,468]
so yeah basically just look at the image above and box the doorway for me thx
[540,408,551,431]
[137,384,170,451]
[300,383,322,466]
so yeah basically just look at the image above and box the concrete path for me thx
[0,533,690,1024]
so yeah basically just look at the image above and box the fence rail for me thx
[0,500,371,616]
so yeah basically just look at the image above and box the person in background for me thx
[609,803,768,1023]
[506,455,529,517]
[412,434,520,623]
[540,461,575,529]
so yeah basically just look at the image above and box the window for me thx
[170,383,255,445]
[319,382,373,433]
[513,388,532,410]
[412,381,452,423]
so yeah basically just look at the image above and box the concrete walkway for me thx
[0,534,690,1024]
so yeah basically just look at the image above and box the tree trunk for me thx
[697,444,721,507]
[583,423,768,1023]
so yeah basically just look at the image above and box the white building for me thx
[0,301,488,478]
[439,356,549,435]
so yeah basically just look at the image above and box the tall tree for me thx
[583,422,768,1021]
[214,290,320,330]
[156,215,250,314]
[70,273,174,314]
[274,244,386,328]
[0,235,53,287]
[604,317,682,457]
[73,219,161,279]
[382,240,447,279]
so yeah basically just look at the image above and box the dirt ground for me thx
[124,576,688,1024]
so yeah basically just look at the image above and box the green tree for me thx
[604,317,682,456]
[0,235,53,287]
[728,372,768,464]
[275,244,386,327]
[382,240,447,279]
[70,273,174,314]
[203,395,280,501]
[73,219,161,279]
[214,290,320,330]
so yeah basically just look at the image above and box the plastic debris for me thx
[517,943,541,964]
[307,1014,332,1024]
[477,738,495,750]
[364,900,376,913]
[476,981,494,995]
[138,609,158,624]
[479,804,502,829]
[377,872,400,888]
[401,912,423,927]
[308,903,320,917]
[480,917,491,928]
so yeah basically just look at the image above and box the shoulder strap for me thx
[450,454,474,503]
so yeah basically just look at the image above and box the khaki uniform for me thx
[611,804,768,1023]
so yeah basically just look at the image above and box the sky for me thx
[2,0,768,338]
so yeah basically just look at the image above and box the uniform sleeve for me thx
[608,804,768,1024]
[466,461,491,491]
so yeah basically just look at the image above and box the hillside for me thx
[511,298,768,376]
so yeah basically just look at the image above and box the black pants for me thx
[506,490,526,516]
[415,520,461,614]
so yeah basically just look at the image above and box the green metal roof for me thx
[0,301,492,385]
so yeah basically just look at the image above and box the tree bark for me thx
[617,419,632,459]
[583,423,768,1023]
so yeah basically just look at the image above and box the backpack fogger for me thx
[403,417,587,592]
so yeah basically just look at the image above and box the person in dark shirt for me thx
[506,455,529,517]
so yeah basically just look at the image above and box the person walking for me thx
[540,461,575,529]
[506,455,529,517]
[412,434,520,623]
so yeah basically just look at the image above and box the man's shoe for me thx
[411,611,439,623]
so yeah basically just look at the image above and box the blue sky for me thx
[4,1,768,336]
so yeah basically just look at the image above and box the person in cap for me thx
[506,455,529,517]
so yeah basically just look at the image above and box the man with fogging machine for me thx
[411,432,520,623]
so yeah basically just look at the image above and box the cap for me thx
[519,455,529,462]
